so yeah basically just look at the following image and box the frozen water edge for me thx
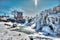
[28,32,60,40]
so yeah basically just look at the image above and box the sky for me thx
[0,0,60,17]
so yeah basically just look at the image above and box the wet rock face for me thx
[30,38,33,40]
[49,25,54,31]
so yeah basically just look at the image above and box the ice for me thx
[34,10,60,37]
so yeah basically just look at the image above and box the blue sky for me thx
[0,0,60,17]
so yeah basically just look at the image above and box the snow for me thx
[0,21,60,40]
[0,22,30,40]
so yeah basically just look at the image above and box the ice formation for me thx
[35,5,60,36]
